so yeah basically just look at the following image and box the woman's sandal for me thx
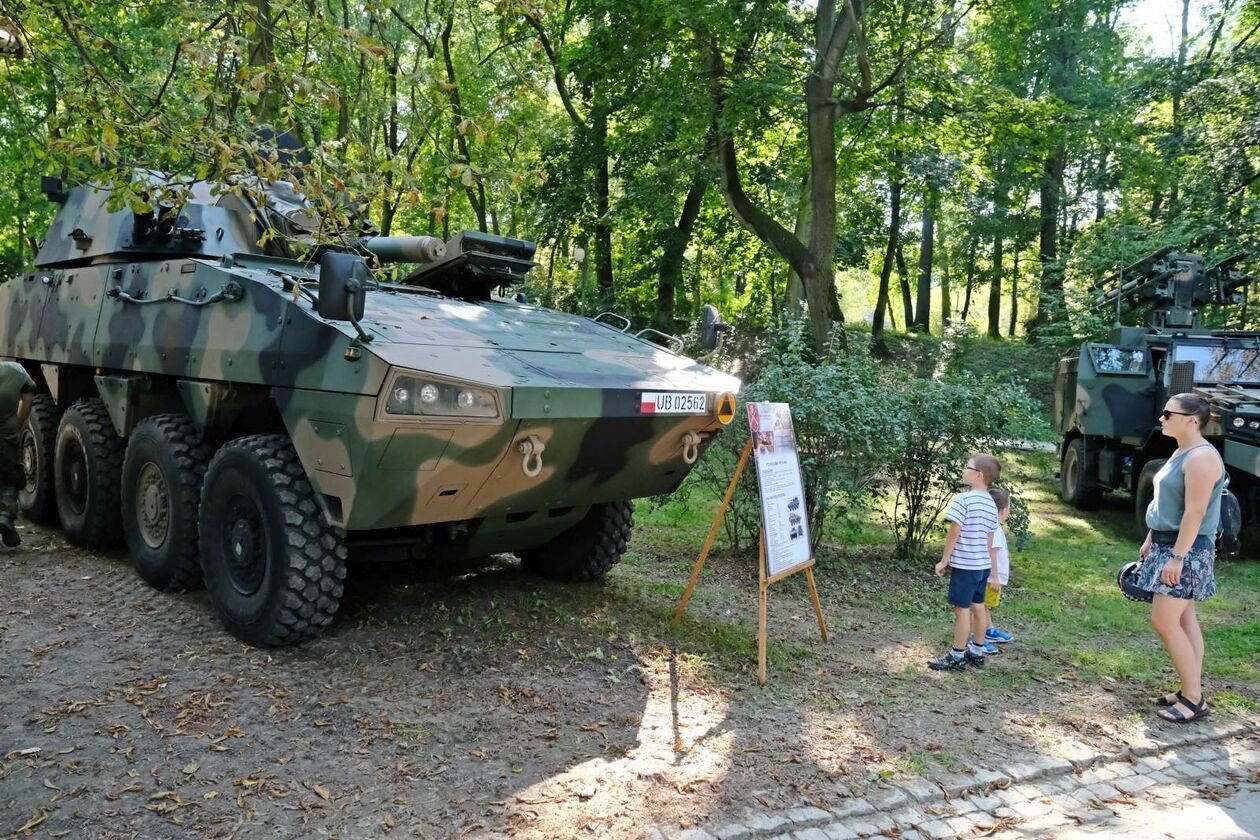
[1154,690,1183,707]
[1157,694,1210,723]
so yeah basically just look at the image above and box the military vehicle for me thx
[1053,247,1259,530]
[1,170,740,646]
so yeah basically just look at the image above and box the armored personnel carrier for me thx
[1053,247,1258,531]
[1,170,740,646]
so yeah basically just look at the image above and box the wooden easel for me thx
[671,439,829,684]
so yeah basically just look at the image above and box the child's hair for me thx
[989,487,1011,512]
[971,453,1001,486]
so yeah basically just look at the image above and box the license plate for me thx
[640,392,707,414]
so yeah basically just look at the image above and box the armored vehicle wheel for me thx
[1135,458,1166,530]
[1061,438,1101,511]
[519,501,634,582]
[198,435,347,646]
[54,399,125,548]
[122,415,212,592]
[19,394,61,524]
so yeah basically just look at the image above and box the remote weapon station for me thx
[1,169,740,646]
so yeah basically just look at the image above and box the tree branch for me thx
[521,12,585,129]
[704,36,810,277]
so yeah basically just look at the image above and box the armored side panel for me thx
[1054,351,1079,435]
[1070,343,1156,441]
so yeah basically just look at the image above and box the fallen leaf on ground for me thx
[17,809,48,833]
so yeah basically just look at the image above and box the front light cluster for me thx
[385,375,498,418]
[1230,415,1260,431]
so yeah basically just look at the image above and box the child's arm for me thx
[988,529,1000,591]
[935,522,960,576]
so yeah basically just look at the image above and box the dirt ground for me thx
[1,518,1257,840]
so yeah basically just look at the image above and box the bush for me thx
[673,320,887,551]
[880,373,1046,557]
[671,320,1048,557]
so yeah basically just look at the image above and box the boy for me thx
[969,487,1014,655]
[929,453,1001,671]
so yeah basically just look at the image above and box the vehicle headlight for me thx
[1233,417,1245,428]
[385,375,499,418]
[1249,420,1260,430]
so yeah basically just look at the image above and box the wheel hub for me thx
[61,445,88,516]
[20,433,37,494]
[136,461,170,550]
[223,496,266,596]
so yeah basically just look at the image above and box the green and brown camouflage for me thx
[0,170,739,643]
[1054,247,1259,533]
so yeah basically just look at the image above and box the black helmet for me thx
[1118,561,1153,603]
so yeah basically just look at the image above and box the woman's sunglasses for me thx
[1160,409,1194,420]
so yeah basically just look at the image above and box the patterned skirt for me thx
[1136,534,1218,602]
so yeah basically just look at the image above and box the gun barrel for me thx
[359,236,446,264]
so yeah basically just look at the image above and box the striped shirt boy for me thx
[944,490,999,570]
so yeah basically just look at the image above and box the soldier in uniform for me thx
[0,360,36,547]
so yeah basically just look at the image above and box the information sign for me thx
[747,402,812,578]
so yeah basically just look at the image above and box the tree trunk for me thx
[655,176,708,329]
[441,11,487,231]
[1030,144,1065,339]
[961,234,977,322]
[897,245,913,329]
[939,204,951,328]
[786,171,810,318]
[987,184,1008,339]
[1169,0,1190,218]
[1009,248,1019,337]
[593,106,614,301]
[249,0,281,125]
[872,165,903,356]
[706,0,865,358]
[913,178,936,332]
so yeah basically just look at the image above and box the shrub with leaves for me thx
[882,373,1046,557]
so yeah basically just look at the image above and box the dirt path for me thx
[2,522,1257,839]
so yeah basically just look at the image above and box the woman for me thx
[1138,393,1224,723]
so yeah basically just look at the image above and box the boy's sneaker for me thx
[986,627,1014,644]
[969,634,1000,655]
[964,649,986,668]
[928,651,967,671]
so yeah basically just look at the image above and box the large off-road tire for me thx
[1061,438,1101,511]
[1135,458,1166,530]
[519,501,634,582]
[54,399,125,548]
[198,435,347,646]
[122,415,212,593]
[19,394,61,524]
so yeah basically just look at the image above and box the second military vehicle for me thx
[1,168,740,646]
[1053,246,1258,533]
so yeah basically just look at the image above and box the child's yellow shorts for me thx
[984,583,1002,608]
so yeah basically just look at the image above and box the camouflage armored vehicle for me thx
[1,171,740,646]
[1053,247,1259,529]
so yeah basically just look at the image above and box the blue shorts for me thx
[948,567,990,608]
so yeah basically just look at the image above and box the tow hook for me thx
[681,431,702,464]
[518,434,545,477]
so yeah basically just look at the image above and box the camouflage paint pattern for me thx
[0,179,741,543]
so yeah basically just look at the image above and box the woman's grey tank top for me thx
[1145,443,1227,534]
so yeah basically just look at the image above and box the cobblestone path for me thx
[648,721,1259,840]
